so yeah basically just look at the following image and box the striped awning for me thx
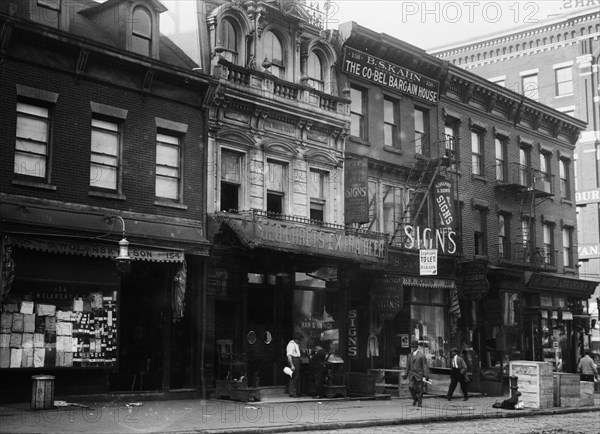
[10,236,185,263]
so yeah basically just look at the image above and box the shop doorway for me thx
[246,285,283,387]
[116,263,168,391]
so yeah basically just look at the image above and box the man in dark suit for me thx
[403,340,430,407]
[446,347,469,401]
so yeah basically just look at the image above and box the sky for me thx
[160,0,596,51]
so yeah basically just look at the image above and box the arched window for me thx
[131,7,152,56]
[219,18,238,63]
[222,19,237,52]
[307,51,324,91]
[263,31,284,77]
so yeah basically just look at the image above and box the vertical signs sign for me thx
[348,309,358,358]
[434,180,455,229]
[344,158,369,224]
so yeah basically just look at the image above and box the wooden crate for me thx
[553,373,581,407]
[579,381,595,407]
[510,361,553,409]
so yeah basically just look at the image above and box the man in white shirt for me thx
[286,333,303,397]
[445,347,469,401]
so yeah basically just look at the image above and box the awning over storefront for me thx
[402,276,456,289]
[525,272,598,297]
[9,236,185,263]
[211,211,388,264]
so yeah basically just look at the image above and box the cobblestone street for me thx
[308,411,600,434]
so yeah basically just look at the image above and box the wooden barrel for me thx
[31,375,55,410]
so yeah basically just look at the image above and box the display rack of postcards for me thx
[0,290,118,369]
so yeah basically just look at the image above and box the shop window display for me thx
[408,286,448,367]
[293,283,341,361]
[1,281,118,369]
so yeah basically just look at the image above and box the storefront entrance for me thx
[246,285,284,387]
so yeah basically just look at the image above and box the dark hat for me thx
[410,340,419,347]
[450,347,458,353]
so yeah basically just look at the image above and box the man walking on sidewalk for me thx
[403,340,430,407]
[446,347,469,401]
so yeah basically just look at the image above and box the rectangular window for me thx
[495,137,506,181]
[498,214,509,259]
[90,117,120,190]
[367,179,379,231]
[562,228,573,268]
[309,169,327,222]
[221,150,242,211]
[519,146,531,186]
[15,102,50,180]
[522,218,531,262]
[414,108,429,156]
[382,185,408,235]
[266,160,287,215]
[543,223,554,265]
[350,86,365,139]
[540,152,551,183]
[555,66,573,96]
[473,209,486,256]
[444,120,458,170]
[383,97,399,148]
[522,73,539,100]
[471,131,483,175]
[559,159,569,199]
[155,132,181,200]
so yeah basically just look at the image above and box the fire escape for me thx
[387,141,453,247]
[495,162,556,270]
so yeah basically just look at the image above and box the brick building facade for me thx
[0,0,211,400]
[431,5,600,355]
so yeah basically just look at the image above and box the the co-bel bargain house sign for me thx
[343,47,439,104]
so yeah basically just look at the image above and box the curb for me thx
[196,404,600,434]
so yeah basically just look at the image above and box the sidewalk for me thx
[1,392,599,434]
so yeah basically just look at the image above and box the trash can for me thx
[31,375,55,410]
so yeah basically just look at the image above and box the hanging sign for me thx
[419,249,438,275]
[344,158,369,224]
[347,309,358,358]
[461,259,490,300]
[434,179,455,229]
[371,276,403,320]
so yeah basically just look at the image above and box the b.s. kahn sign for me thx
[343,47,439,104]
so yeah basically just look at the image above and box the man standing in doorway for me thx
[286,333,303,397]
[403,340,429,407]
[446,347,469,401]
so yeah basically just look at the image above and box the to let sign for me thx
[420,249,437,275]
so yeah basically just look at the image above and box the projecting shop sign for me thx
[343,46,439,104]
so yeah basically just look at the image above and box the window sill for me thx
[154,200,188,210]
[564,267,577,274]
[88,190,126,200]
[12,179,57,191]
[474,254,489,260]
[560,198,573,206]
[472,174,487,183]
[554,93,574,99]
[348,136,370,146]
[383,145,403,155]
